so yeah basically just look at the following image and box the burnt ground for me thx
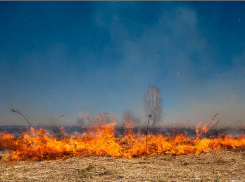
[0,148,244,181]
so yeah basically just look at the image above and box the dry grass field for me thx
[0,148,244,182]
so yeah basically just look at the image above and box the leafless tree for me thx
[122,110,141,125]
[143,85,163,126]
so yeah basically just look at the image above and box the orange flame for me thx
[0,115,244,162]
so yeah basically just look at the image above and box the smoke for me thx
[165,95,245,128]
[122,109,141,125]
[76,112,118,126]
[76,112,92,126]
[76,117,85,127]
[1,3,245,128]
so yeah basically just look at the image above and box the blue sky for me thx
[1,2,245,127]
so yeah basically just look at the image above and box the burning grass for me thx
[0,118,245,162]
[1,108,244,180]
[0,110,245,180]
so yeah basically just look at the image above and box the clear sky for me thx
[1,2,245,127]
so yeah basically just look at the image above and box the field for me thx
[0,120,245,181]
[0,148,244,182]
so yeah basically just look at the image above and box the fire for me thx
[0,115,245,162]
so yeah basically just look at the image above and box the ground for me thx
[0,148,244,182]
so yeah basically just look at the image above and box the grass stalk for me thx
[146,114,152,156]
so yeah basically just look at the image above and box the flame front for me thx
[0,117,245,162]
